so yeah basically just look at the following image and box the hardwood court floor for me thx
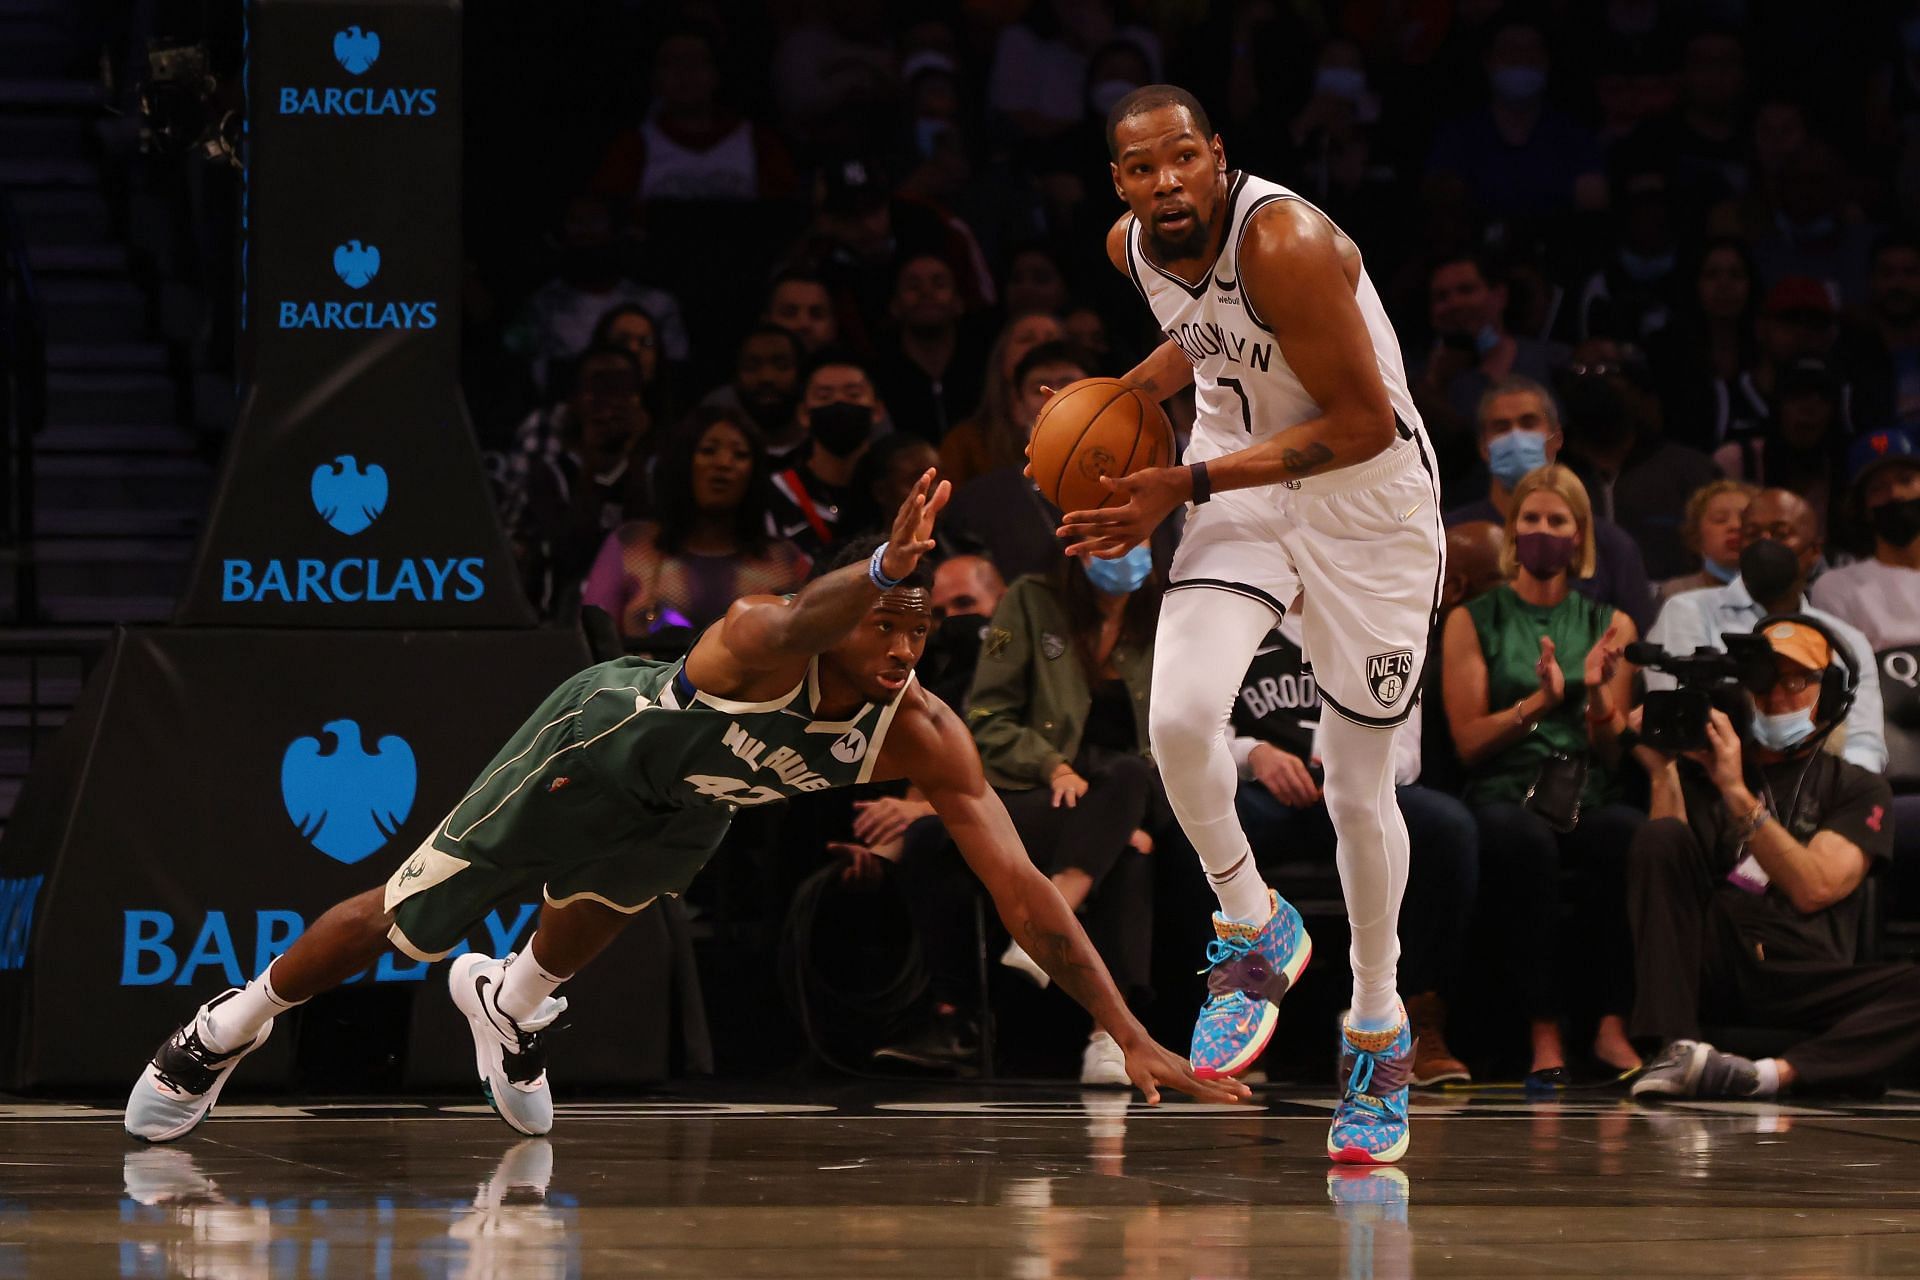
[6,1085,1920,1277]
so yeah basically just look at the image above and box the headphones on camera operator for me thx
[1749,612,1859,739]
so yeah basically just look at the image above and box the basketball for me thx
[1028,378,1176,511]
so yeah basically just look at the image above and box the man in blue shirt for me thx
[1646,487,1886,772]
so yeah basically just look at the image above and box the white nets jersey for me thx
[1123,170,1427,469]
[1123,170,1445,728]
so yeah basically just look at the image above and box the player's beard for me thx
[1145,210,1210,262]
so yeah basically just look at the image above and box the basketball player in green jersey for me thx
[127,473,1246,1141]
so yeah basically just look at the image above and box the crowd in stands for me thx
[464,1,1920,1094]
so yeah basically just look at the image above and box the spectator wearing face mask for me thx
[1426,19,1608,224]
[1412,250,1570,488]
[1440,465,1644,1089]
[1444,376,1657,634]
[767,351,891,559]
[1660,478,1757,599]
[1575,163,1683,346]
[1810,428,1920,897]
[1647,487,1886,773]
[916,554,1009,713]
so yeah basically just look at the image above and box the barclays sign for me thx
[282,720,417,864]
[219,455,489,606]
[276,26,439,117]
[277,240,437,330]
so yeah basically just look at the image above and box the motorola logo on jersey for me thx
[311,455,388,534]
[276,26,439,117]
[281,720,417,864]
[277,243,437,331]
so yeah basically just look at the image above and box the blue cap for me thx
[1846,427,1920,488]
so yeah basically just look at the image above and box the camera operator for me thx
[1646,487,1887,772]
[1628,618,1917,1100]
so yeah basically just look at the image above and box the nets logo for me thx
[220,455,488,606]
[311,455,387,534]
[1366,649,1415,707]
[333,24,380,73]
[277,242,436,331]
[277,26,438,117]
[281,720,417,864]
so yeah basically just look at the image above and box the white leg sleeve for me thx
[1317,711,1409,1026]
[1149,587,1278,922]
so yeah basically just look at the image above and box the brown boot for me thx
[1407,993,1470,1087]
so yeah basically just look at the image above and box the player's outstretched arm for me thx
[707,470,950,667]
[890,693,1251,1106]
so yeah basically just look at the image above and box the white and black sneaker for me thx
[449,953,566,1136]
[124,989,273,1142]
[1632,1039,1762,1100]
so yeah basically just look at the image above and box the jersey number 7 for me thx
[1219,377,1252,433]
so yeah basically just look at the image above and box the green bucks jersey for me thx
[571,655,913,812]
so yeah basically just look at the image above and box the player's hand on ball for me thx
[1250,743,1322,808]
[1057,467,1187,559]
[1120,1034,1253,1106]
[1050,764,1090,808]
[881,469,952,581]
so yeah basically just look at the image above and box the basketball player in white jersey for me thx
[1053,86,1443,1165]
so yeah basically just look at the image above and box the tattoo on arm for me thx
[1280,442,1335,476]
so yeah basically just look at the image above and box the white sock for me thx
[199,961,301,1054]
[1319,714,1409,1029]
[1147,589,1279,925]
[1752,1057,1782,1097]
[496,941,568,1022]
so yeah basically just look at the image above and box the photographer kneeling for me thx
[1629,618,1917,1100]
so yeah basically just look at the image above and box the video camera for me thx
[1627,633,1776,753]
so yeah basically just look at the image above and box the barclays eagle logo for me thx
[281,720,417,864]
[332,239,380,288]
[311,455,388,535]
[333,25,380,75]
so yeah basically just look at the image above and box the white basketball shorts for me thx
[1167,433,1445,727]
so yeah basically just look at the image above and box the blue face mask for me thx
[1703,556,1738,584]
[1083,545,1152,596]
[1491,65,1546,102]
[1750,705,1817,753]
[1487,430,1550,489]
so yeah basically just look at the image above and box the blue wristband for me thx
[869,542,905,590]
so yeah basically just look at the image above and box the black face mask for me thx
[1869,495,1920,548]
[809,402,873,456]
[1739,537,1803,604]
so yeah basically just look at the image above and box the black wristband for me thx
[1188,460,1212,505]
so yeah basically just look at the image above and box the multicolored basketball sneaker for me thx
[1328,1006,1413,1165]
[1190,889,1311,1079]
